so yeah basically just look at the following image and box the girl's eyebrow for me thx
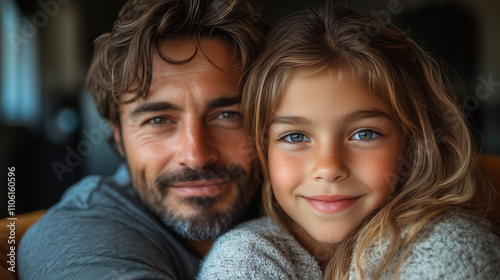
[269,116,313,126]
[269,110,392,126]
[342,110,392,122]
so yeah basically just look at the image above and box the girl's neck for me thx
[283,215,336,268]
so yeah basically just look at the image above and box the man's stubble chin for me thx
[160,191,249,240]
[133,169,259,241]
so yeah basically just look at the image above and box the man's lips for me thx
[303,195,361,213]
[170,178,230,196]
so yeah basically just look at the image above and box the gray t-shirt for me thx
[18,164,200,280]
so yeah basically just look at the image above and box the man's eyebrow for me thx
[129,97,240,118]
[130,102,180,117]
[207,97,241,108]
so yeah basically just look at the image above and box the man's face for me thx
[112,38,258,240]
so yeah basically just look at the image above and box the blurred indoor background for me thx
[1,0,499,217]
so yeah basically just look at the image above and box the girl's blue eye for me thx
[351,130,379,140]
[283,133,311,143]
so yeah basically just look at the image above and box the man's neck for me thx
[181,239,214,257]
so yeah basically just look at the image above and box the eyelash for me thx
[278,129,383,143]
[144,116,170,126]
[278,131,310,143]
[217,111,241,120]
[142,110,240,127]
[349,128,382,141]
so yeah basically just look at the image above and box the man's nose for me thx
[177,119,219,170]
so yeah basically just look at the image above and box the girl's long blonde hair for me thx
[242,5,496,279]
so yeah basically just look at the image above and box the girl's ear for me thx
[110,121,125,157]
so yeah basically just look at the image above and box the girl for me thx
[198,5,500,279]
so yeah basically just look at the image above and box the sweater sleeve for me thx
[197,217,322,280]
[398,213,500,280]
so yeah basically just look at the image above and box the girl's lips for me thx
[303,195,361,213]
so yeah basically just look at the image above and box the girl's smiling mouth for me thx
[303,195,361,213]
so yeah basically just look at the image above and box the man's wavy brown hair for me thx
[86,0,267,123]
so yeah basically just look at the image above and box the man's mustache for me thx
[155,164,245,192]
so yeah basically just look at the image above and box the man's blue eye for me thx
[351,130,379,140]
[218,112,240,119]
[283,133,310,143]
[149,117,168,124]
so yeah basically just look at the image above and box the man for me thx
[18,0,267,279]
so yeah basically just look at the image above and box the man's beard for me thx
[135,164,258,241]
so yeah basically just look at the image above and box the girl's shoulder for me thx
[412,212,499,253]
[400,212,500,279]
[197,216,322,280]
[231,215,289,236]
[209,216,298,250]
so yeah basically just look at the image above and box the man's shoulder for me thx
[55,164,134,209]
[18,165,200,280]
[28,167,148,233]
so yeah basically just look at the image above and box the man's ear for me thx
[110,121,125,157]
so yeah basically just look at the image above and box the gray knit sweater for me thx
[350,212,500,280]
[198,214,500,280]
[198,216,322,279]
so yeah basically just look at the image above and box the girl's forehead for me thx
[290,66,368,88]
[286,66,374,98]
[271,66,395,120]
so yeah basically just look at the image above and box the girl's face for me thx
[267,68,404,248]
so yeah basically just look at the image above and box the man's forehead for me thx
[153,38,241,73]
[117,38,244,115]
